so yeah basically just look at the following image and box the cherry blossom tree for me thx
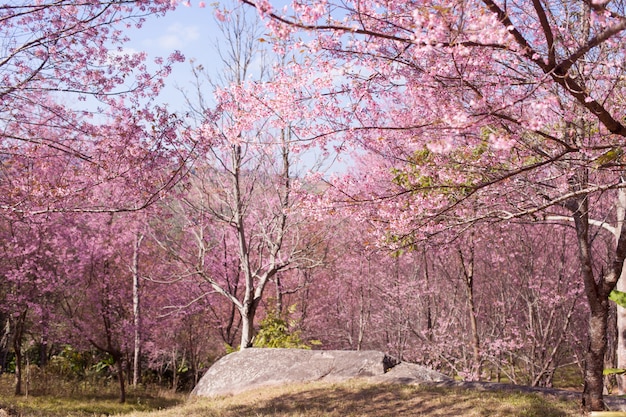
[151,4,328,351]
[238,0,626,409]
[300,208,586,385]
[1,3,190,387]
[0,215,66,395]
[157,129,322,349]
[0,0,203,395]
[56,212,140,403]
[1,1,187,211]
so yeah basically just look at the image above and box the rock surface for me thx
[191,348,449,398]
[368,361,452,384]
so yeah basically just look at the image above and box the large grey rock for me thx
[368,361,451,384]
[191,348,449,398]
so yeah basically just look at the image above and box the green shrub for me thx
[253,306,317,349]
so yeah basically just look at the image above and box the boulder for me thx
[368,361,451,384]
[191,348,449,398]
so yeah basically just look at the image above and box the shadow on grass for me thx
[1,374,582,417]
[214,383,579,417]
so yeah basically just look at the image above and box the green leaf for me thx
[594,147,623,167]
[603,368,626,376]
[253,303,311,349]
[609,290,626,309]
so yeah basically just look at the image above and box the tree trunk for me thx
[616,274,626,394]
[113,354,126,403]
[1,315,9,374]
[239,299,259,349]
[615,187,626,394]
[13,345,22,396]
[583,304,609,410]
[569,190,622,411]
[357,285,369,351]
[39,308,49,367]
[91,307,127,404]
[11,310,26,396]
[171,348,179,392]
[275,274,283,318]
[459,246,481,380]
[132,233,144,388]
[574,216,607,411]
[467,284,481,379]
[240,314,252,350]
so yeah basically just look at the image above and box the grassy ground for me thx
[0,373,184,417]
[0,372,586,417]
[122,380,583,417]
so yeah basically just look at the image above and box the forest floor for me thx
[120,379,588,417]
[0,373,185,417]
[0,375,597,417]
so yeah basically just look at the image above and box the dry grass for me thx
[0,371,585,417]
[0,373,184,417]
[121,380,583,417]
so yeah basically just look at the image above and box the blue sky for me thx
[124,3,226,112]
[123,2,350,175]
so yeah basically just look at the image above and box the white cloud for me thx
[148,23,201,50]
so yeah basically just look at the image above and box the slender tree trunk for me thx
[275,274,283,318]
[93,304,127,403]
[423,249,434,342]
[39,308,49,367]
[11,310,26,396]
[25,354,30,398]
[467,285,481,379]
[170,348,178,391]
[1,315,10,374]
[459,246,481,379]
[13,344,22,396]
[615,186,626,394]
[132,233,144,388]
[113,354,126,403]
[126,357,132,386]
[357,285,368,351]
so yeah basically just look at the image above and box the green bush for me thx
[253,306,318,349]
